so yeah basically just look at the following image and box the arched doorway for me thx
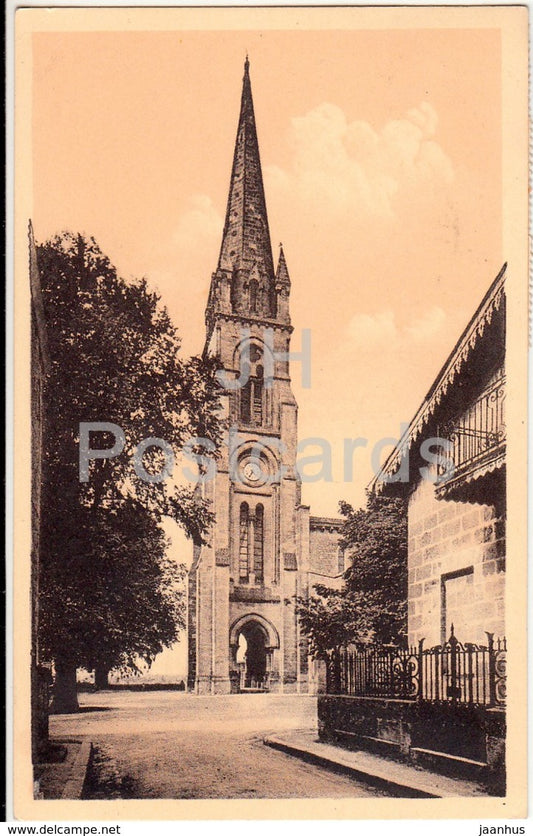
[241,622,267,689]
[230,614,280,692]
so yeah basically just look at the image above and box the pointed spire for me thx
[217,58,275,289]
[205,61,292,337]
[276,243,291,286]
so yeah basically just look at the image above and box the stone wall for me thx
[319,695,506,793]
[309,518,343,579]
[408,475,505,647]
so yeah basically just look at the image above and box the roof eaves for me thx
[369,264,506,495]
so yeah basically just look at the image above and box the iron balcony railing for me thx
[438,373,505,479]
[328,627,506,708]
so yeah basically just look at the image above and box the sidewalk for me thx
[34,738,92,800]
[264,730,490,798]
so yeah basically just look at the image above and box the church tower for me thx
[187,59,313,694]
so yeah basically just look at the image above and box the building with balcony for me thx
[371,265,506,649]
[318,268,506,790]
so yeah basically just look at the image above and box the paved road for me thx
[51,691,385,799]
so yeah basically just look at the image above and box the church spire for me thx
[205,61,291,340]
[217,58,275,297]
[276,243,291,287]
[274,243,291,323]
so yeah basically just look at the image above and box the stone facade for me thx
[308,517,345,590]
[408,476,505,647]
[188,61,340,694]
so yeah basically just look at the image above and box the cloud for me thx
[347,309,397,347]
[265,102,454,221]
[347,306,446,351]
[142,195,224,355]
[173,194,223,252]
[405,306,447,342]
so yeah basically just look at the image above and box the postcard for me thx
[11,4,529,822]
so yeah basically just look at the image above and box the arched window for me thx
[269,286,278,318]
[230,268,240,313]
[239,503,249,580]
[239,353,263,426]
[252,365,263,424]
[241,380,252,423]
[249,279,259,314]
[253,504,264,581]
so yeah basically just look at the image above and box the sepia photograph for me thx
[10,4,529,822]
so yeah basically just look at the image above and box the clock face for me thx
[243,461,262,482]
[238,455,267,486]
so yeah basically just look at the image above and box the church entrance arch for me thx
[238,624,267,689]
[230,614,279,692]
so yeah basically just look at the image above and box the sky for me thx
[31,24,502,677]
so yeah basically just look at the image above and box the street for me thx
[50,691,385,799]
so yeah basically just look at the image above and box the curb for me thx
[264,736,440,798]
[61,740,93,799]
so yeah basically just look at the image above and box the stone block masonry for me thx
[408,476,505,647]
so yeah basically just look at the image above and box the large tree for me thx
[38,232,222,711]
[340,493,408,645]
[297,493,407,674]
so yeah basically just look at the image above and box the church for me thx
[187,59,343,694]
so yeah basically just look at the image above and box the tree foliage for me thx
[38,232,223,700]
[297,493,407,661]
[40,499,186,674]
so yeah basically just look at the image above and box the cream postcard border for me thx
[12,4,529,821]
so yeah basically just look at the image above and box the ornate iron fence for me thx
[333,644,420,700]
[330,627,506,707]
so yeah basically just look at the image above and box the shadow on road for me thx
[83,746,138,799]
[78,706,115,713]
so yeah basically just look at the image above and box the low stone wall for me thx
[318,695,505,794]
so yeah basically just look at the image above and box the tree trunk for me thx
[94,664,110,690]
[331,649,342,694]
[50,659,79,714]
